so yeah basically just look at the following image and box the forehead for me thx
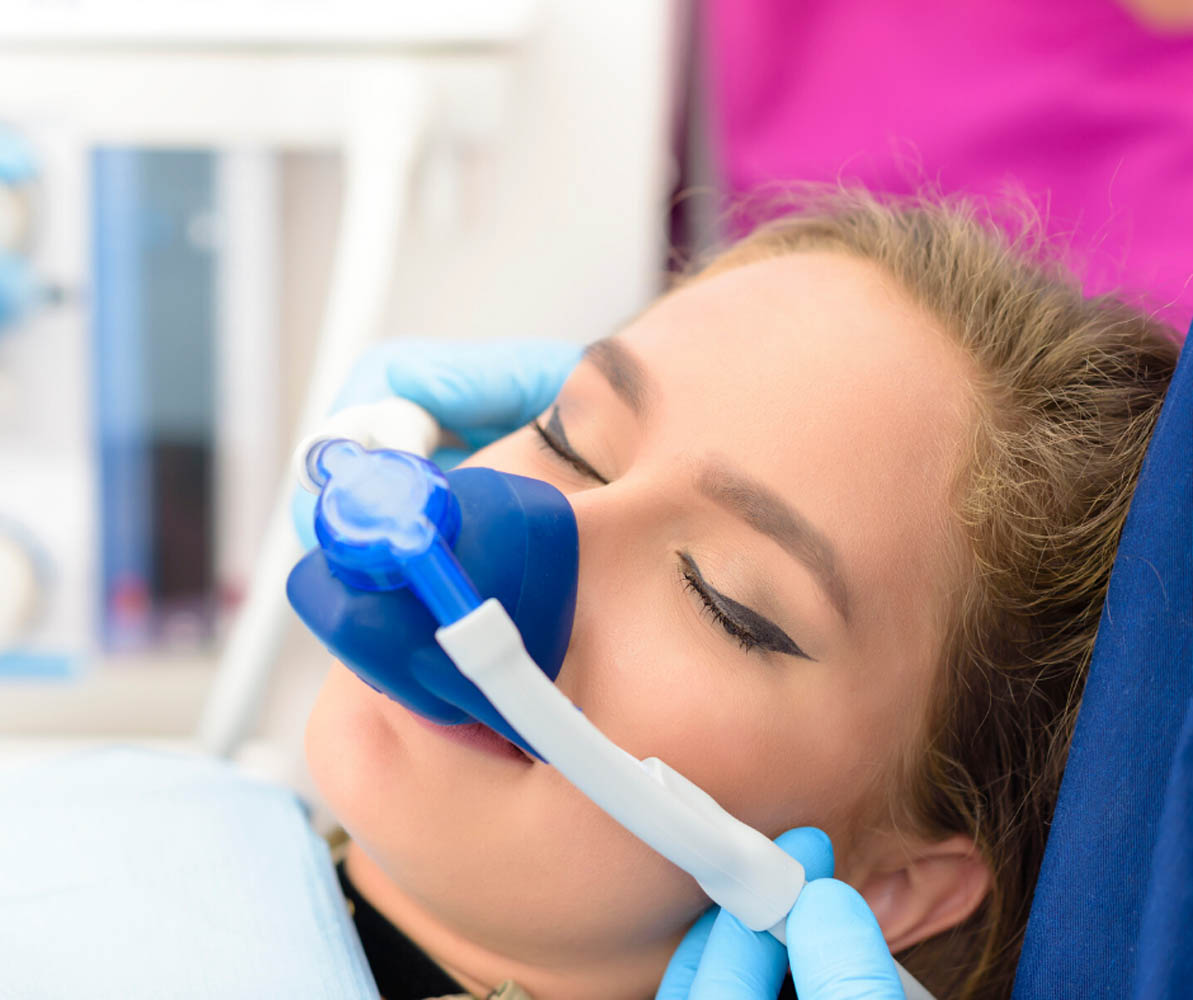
[617,250,975,633]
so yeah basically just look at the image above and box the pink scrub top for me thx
[706,0,1193,328]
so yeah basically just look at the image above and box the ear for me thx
[849,833,991,954]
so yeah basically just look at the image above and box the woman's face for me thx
[305,251,977,996]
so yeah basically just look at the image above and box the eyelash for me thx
[681,569,764,653]
[532,418,606,482]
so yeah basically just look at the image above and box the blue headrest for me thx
[1014,326,1193,998]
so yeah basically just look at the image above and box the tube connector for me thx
[306,441,481,624]
[294,397,440,495]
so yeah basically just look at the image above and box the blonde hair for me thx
[691,188,1182,998]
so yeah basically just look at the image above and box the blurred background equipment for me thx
[0,121,77,686]
[0,1,678,794]
[0,123,42,333]
[92,149,218,652]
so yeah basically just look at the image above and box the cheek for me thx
[304,663,474,849]
[560,567,879,847]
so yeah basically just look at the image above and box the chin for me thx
[303,659,703,967]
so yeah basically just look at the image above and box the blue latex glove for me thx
[291,338,583,549]
[656,828,906,1000]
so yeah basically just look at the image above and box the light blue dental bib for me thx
[0,747,379,999]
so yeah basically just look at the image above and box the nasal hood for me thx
[287,465,579,756]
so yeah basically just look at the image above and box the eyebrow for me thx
[696,460,852,623]
[583,337,653,415]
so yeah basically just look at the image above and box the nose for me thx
[542,469,670,701]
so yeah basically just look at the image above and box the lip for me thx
[407,708,534,764]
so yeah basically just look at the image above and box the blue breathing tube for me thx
[286,440,579,757]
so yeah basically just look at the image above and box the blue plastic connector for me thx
[308,439,480,625]
[288,443,580,756]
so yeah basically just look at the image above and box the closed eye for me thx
[532,406,609,484]
[679,552,811,660]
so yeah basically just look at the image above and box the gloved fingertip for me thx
[532,340,584,393]
[538,340,585,379]
[789,879,878,934]
[774,826,835,881]
[786,880,905,1000]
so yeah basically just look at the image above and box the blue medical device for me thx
[287,440,577,756]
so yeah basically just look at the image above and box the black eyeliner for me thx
[680,552,811,660]
[536,407,610,484]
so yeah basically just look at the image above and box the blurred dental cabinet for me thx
[0,1,677,757]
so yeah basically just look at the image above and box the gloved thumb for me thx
[659,827,834,1000]
[786,879,906,1000]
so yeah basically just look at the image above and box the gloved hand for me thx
[291,338,583,549]
[656,828,906,1000]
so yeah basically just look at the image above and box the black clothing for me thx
[337,858,467,1000]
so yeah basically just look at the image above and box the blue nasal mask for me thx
[287,440,577,757]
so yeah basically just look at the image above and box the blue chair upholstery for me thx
[1014,325,1192,998]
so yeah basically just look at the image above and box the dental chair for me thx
[1013,322,1193,998]
[0,328,1187,997]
